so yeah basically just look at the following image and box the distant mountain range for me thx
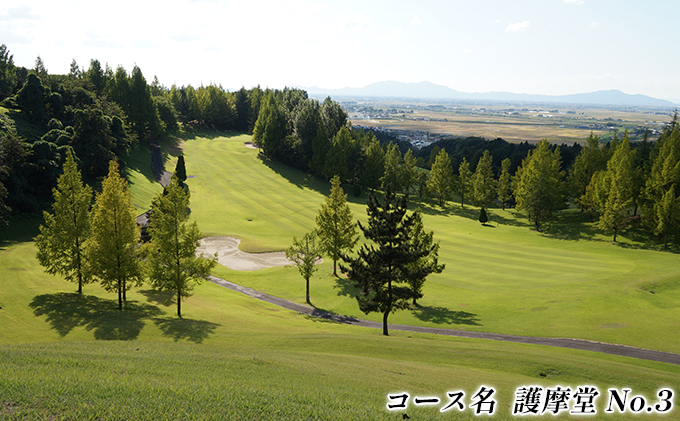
[301,81,676,107]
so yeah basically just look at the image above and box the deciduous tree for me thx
[513,139,565,231]
[497,158,512,210]
[88,161,143,310]
[472,150,497,208]
[456,157,472,209]
[144,176,216,318]
[35,149,93,294]
[285,231,323,305]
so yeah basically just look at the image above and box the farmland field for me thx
[347,100,673,144]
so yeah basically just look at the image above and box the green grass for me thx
[179,134,680,354]
[2,133,680,419]
[1,235,679,420]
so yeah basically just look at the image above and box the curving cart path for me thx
[208,276,680,366]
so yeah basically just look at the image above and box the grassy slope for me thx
[183,134,680,354]
[1,133,679,419]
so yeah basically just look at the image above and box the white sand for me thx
[197,237,291,271]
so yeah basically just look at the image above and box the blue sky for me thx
[2,0,679,101]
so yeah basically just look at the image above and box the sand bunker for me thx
[197,237,291,271]
[244,142,259,149]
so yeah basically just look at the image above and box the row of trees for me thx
[286,176,444,335]
[35,151,215,317]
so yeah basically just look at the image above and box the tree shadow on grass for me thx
[139,289,175,306]
[332,275,360,298]
[152,318,220,344]
[411,305,482,326]
[304,307,360,325]
[29,293,163,340]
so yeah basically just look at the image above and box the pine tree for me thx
[253,93,286,160]
[406,211,444,305]
[88,160,143,310]
[497,158,512,210]
[514,140,565,231]
[285,231,323,305]
[315,175,358,276]
[35,149,93,294]
[569,132,607,211]
[472,150,497,208]
[457,157,472,209]
[361,137,385,191]
[341,187,442,336]
[144,176,216,318]
[427,148,454,207]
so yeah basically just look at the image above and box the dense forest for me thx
[0,43,678,248]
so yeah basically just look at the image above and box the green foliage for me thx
[497,157,512,210]
[513,139,565,230]
[253,93,286,159]
[71,106,118,178]
[175,155,187,184]
[320,96,347,142]
[16,73,46,123]
[472,150,497,208]
[569,132,607,211]
[643,125,680,246]
[35,149,93,294]
[427,148,454,206]
[456,157,472,209]
[596,133,635,241]
[144,176,216,318]
[381,142,402,191]
[315,176,358,276]
[478,206,488,224]
[323,126,354,183]
[341,188,442,336]
[0,44,16,100]
[285,231,322,305]
[360,137,384,190]
[400,149,420,194]
[88,161,143,311]
[406,211,444,305]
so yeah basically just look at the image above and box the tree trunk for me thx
[177,288,182,318]
[613,227,618,242]
[306,277,311,305]
[333,259,337,277]
[382,310,390,336]
[117,280,122,311]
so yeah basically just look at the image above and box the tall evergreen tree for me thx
[514,139,565,230]
[341,187,442,336]
[323,127,354,183]
[144,176,216,318]
[0,44,17,100]
[88,161,143,310]
[472,150,497,208]
[381,143,402,191]
[596,133,635,241]
[643,125,680,246]
[315,175,358,276]
[285,231,323,305]
[569,132,607,211]
[456,157,472,209]
[400,149,420,195]
[497,158,512,210]
[427,148,454,207]
[253,93,286,160]
[35,149,93,294]
[655,185,680,249]
[361,137,385,191]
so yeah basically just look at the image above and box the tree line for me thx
[35,150,216,317]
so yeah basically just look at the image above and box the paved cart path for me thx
[208,276,680,366]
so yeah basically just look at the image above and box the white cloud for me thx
[378,26,403,41]
[589,21,600,29]
[411,15,422,25]
[506,21,530,32]
[564,0,585,4]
